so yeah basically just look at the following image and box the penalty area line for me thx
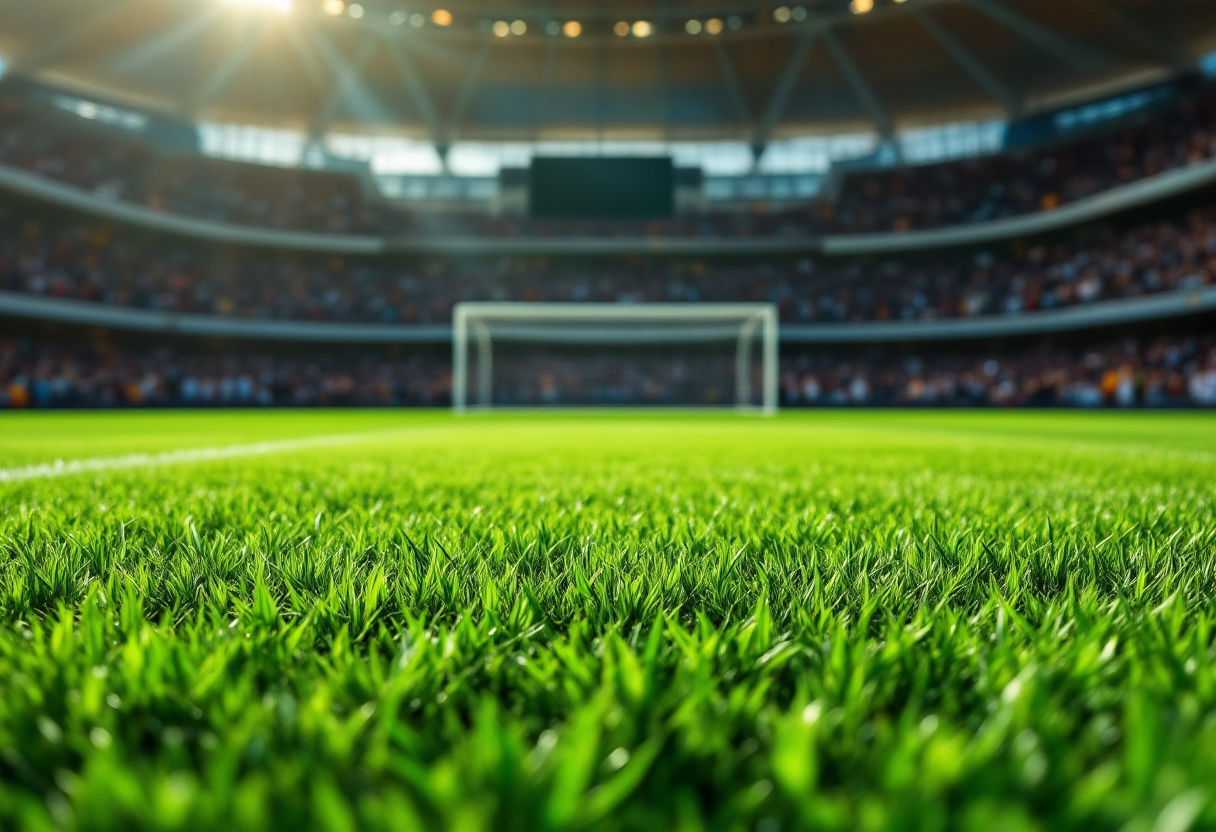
[0,429,425,484]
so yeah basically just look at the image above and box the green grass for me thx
[2,410,1216,831]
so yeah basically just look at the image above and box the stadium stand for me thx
[1,47,1216,410]
[3,330,1214,409]
[828,81,1216,233]
[0,90,385,235]
[3,78,1216,241]
[2,196,1214,325]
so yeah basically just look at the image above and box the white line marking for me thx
[0,429,424,484]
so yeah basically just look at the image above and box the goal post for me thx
[452,303,778,414]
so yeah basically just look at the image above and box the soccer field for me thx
[2,411,1216,831]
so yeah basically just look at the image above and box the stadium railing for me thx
[3,155,1216,257]
[4,287,1214,345]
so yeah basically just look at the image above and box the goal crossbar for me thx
[452,303,779,414]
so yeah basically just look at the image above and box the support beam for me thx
[965,0,1104,69]
[912,9,1021,118]
[596,44,608,140]
[447,41,492,143]
[309,38,381,139]
[714,41,753,138]
[181,22,265,119]
[14,0,133,74]
[381,35,449,161]
[284,22,329,94]
[1071,0,1192,72]
[110,6,226,77]
[753,27,819,162]
[822,29,894,140]
[534,39,556,140]
[653,43,669,141]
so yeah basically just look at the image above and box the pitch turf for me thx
[2,411,1216,831]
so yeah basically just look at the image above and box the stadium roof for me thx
[3,0,1216,157]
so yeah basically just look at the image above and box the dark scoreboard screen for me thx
[529,157,675,220]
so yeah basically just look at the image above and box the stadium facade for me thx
[1,0,1216,409]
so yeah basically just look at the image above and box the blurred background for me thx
[1,0,1216,409]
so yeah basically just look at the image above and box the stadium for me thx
[2,0,1216,828]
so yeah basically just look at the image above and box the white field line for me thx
[0,428,428,484]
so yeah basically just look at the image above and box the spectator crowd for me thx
[1,80,1216,239]
[0,340,449,409]
[2,333,1214,409]
[3,199,1215,326]
[830,84,1216,233]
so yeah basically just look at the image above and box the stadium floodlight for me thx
[452,303,779,414]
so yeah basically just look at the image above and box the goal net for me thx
[452,303,778,413]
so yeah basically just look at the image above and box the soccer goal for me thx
[452,303,778,413]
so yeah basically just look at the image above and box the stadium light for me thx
[492,20,509,36]
[388,10,406,24]
[220,0,292,11]
[511,19,526,35]
[705,18,724,34]
[632,20,652,37]
[431,9,452,26]
[791,6,807,20]
[320,0,343,15]
[614,21,630,36]
[563,21,581,38]
[347,3,363,18]
[774,6,791,23]
[850,0,874,13]
[686,19,702,34]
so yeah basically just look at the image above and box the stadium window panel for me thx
[896,120,1006,165]
[325,134,444,175]
[199,123,304,167]
[448,143,533,177]
[759,134,877,174]
[668,142,752,176]
[54,95,149,133]
[466,179,497,199]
